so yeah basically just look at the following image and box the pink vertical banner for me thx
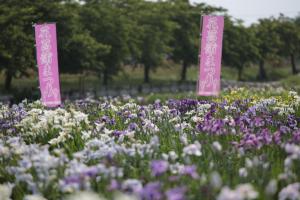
[34,23,61,107]
[197,16,224,96]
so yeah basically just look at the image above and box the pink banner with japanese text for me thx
[197,16,224,96]
[35,23,61,107]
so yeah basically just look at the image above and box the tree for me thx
[168,0,225,82]
[276,15,300,74]
[0,1,36,90]
[55,2,110,75]
[252,18,281,80]
[80,0,133,85]
[223,17,259,80]
[137,1,175,83]
[0,0,106,90]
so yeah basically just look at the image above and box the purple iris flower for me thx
[167,99,199,114]
[139,110,146,118]
[151,160,169,176]
[63,175,81,185]
[170,109,180,117]
[83,166,99,177]
[254,117,264,127]
[128,123,139,131]
[280,126,291,134]
[0,104,27,133]
[112,130,126,137]
[273,131,282,145]
[291,130,300,143]
[101,115,110,123]
[287,115,297,128]
[211,119,225,134]
[140,182,163,200]
[165,187,186,200]
[110,118,116,125]
[180,165,199,179]
[108,179,120,191]
[168,176,180,182]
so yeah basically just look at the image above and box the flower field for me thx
[1,88,300,200]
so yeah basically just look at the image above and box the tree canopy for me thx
[0,0,299,90]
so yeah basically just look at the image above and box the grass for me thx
[0,61,298,97]
[281,73,300,88]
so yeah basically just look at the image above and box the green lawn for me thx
[0,62,297,95]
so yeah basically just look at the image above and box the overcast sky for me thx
[192,0,300,26]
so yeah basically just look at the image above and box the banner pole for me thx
[34,23,61,108]
[196,15,204,95]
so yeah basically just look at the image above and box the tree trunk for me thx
[291,53,298,75]
[180,60,188,82]
[81,72,85,94]
[103,68,108,85]
[4,70,13,91]
[144,64,150,83]
[237,67,243,81]
[79,70,84,93]
[257,60,267,80]
[78,75,82,93]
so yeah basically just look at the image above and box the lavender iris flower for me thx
[180,165,199,179]
[165,187,186,200]
[140,182,163,200]
[151,160,169,176]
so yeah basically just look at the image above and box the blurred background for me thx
[0,0,299,102]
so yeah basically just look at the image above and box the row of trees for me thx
[224,15,300,81]
[0,0,300,90]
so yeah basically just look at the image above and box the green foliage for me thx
[54,2,111,74]
[138,1,176,83]
[253,18,281,60]
[252,18,282,80]
[223,17,259,80]
[0,0,300,90]
[0,1,36,90]
[0,0,110,90]
[169,0,225,81]
[275,15,300,74]
[80,0,135,84]
[276,16,300,56]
